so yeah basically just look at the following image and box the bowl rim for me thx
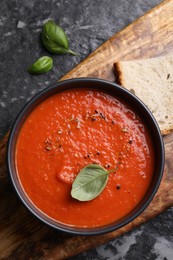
[7,77,165,235]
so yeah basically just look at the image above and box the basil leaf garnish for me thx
[41,20,77,55]
[27,56,53,75]
[71,164,115,201]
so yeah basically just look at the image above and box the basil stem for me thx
[27,56,53,75]
[71,164,116,202]
[41,20,77,55]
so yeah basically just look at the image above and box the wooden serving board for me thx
[1,0,173,258]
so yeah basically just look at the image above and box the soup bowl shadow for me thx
[7,78,165,235]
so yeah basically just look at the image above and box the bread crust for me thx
[114,63,124,86]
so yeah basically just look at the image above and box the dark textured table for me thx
[1,0,173,259]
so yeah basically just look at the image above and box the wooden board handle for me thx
[0,132,9,180]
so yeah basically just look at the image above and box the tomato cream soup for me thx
[15,88,154,227]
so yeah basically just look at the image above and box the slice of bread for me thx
[114,55,173,135]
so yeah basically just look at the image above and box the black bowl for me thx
[7,78,165,235]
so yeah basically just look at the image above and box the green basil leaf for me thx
[71,164,113,201]
[41,20,77,55]
[27,56,53,75]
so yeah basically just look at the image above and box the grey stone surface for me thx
[1,0,173,259]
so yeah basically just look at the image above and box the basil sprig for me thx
[27,56,53,75]
[41,20,77,55]
[71,164,116,202]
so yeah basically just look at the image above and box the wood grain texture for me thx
[60,0,173,82]
[1,0,173,258]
